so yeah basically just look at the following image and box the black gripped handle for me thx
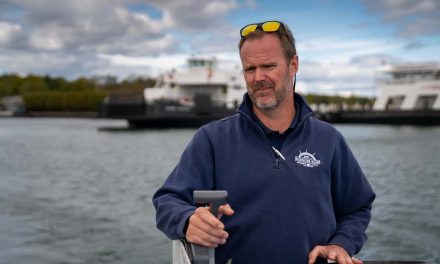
[190,190,228,264]
[193,190,228,216]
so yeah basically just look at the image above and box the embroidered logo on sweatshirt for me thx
[295,150,320,168]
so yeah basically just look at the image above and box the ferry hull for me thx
[127,115,234,128]
[319,110,440,125]
[100,93,237,128]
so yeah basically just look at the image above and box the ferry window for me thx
[415,95,437,110]
[393,73,404,79]
[170,82,176,89]
[435,71,440,80]
[386,96,405,110]
[222,85,227,94]
[156,78,164,88]
[233,85,242,90]
[422,71,432,80]
[190,60,204,67]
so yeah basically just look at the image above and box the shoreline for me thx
[0,111,99,118]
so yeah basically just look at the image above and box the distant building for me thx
[0,95,26,114]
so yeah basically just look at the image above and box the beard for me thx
[248,77,292,111]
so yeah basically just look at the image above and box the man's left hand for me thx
[308,244,362,264]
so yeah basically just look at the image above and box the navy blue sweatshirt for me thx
[153,93,375,264]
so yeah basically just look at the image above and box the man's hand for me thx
[186,204,234,248]
[308,244,362,264]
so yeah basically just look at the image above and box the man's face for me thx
[240,34,298,111]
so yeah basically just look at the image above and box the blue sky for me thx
[0,0,439,96]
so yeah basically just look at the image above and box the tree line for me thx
[304,94,374,108]
[0,74,156,112]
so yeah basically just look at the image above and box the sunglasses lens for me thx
[241,24,258,37]
[262,21,281,32]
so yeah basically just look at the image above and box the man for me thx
[153,21,375,264]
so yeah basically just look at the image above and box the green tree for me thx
[19,75,48,94]
[0,74,23,97]
[43,75,69,91]
[67,77,96,91]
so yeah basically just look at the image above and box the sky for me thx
[0,0,439,96]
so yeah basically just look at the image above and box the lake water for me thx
[0,118,439,264]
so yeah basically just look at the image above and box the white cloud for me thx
[0,50,79,76]
[243,0,257,9]
[28,24,66,50]
[205,1,237,16]
[298,38,402,63]
[97,51,243,78]
[363,0,437,21]
[297,54,401,96]
[0,0,173,55]
[0,0,249,81]
[362,0,440,38]
[95,34,177,55]
[99,53,187,68]
[0,22,21,45]
[146,0,238,31]
[0,0,243,77]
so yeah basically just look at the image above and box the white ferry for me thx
[373,63,440,111]
[101,56,246,128]
[323,63,440,125]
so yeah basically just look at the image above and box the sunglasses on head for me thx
[240,21,293,47]
[240,21,286,37]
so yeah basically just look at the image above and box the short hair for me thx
[238,22,297,63]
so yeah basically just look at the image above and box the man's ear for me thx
[290,55,299,78]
